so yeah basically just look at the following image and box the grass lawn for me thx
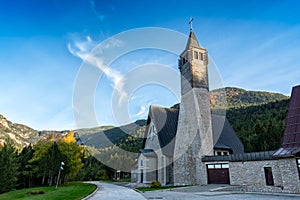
[0,182,97,200]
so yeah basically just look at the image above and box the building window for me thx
[223,152,228,155]
[182,56,187,65]
[264,167,274,186]
[199,53,203,60]
[140,159,144,167]
[207,163,229,169]
[297,159,300,178]
[194,51,198,59]
[217,152,222,156]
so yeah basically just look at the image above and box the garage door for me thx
[207,163,230,184]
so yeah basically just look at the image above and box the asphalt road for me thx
[86,182,146,200]
[86,182,300,200]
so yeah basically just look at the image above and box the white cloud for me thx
[68,35,128,111]
[68,35,124,87]
[134,105,147,118]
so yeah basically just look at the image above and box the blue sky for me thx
[0,0,300,130]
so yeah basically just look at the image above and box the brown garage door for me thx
[207,163,230,184]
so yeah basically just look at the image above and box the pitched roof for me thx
[149,106,179,156]
[139,149,157,157]
[143,106,244,156]
[185,31,201,50]
[212,115,245,154]
[273,85,300,157]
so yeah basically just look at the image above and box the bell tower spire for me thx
[179,21,209,94]
[174,20,213,186]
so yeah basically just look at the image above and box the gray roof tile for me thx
[143,106,244,156]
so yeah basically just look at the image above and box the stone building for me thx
[131,27,300,194]
[203,85,300,193]
[131,29,244,185]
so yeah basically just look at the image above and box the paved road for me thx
[85,182,300,200]
[142,190,300,200]
[86,182,146,200]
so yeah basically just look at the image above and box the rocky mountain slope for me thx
[0,114,39,147]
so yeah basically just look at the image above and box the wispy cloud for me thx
[130,96,158,119]
[67,35,124,89]
[89,0,105,21]
[67,35,97,61]
[67,34,130,114]
[134,105,147,118]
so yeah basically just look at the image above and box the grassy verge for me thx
[136,185,188,192]
[0,182,97,200]
[102,178,131,183]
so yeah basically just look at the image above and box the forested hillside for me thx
[226,99,289,152]
[210,87,288,109]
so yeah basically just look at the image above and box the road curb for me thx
[244,191,300,198]
[81,182,100,200]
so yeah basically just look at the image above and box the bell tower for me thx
[173,25,213,185]
[179,31,209,94]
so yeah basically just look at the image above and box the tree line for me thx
[226,99,289,152]
[0,131,113,194]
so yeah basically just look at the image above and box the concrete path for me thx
[142,190,300,200]
[86,182,146,200]
[141,184,300,200]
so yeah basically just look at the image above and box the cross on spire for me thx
[189,17,194,31]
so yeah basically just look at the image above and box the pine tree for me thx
[0,139,19,194]
[17,145,34,189]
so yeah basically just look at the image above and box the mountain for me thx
[0,114,39,147]
[0,87,290,150]
[77,120,146,149]
[210,87,288,109]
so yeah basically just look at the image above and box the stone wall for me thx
[174,88,213,185]
[144,156,157,184]
[131,169,139,183]
[229,158,300,193]
[277,158,300,193]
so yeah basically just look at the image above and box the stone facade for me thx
[137,154,157,184]
[228,158,300,193]
[173,31,213,186]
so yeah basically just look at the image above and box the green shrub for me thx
[27,190,45,195]
[150,180,161,188]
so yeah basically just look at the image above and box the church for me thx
[131,27,300,193]
[131,28,244,185]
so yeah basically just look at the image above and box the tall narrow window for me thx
[194,51,198,59]
[264,167,274,186]
[140,159,144,167]
[199,53,203,60]
[297,159,300,178]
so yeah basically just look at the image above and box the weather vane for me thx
[189,17,194,31]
